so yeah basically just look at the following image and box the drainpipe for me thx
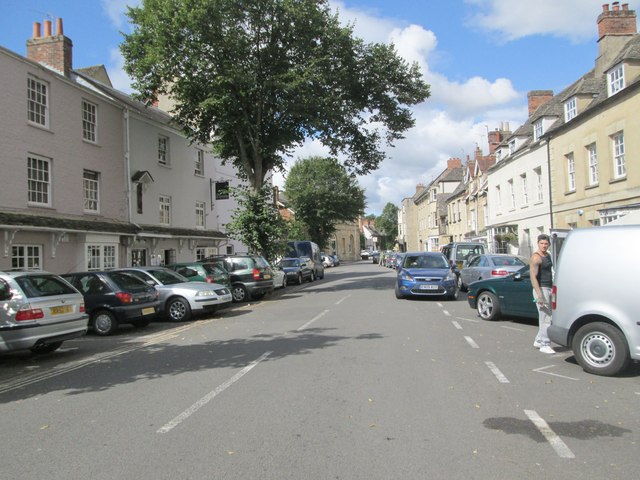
[124,107,132,223]
[546,139,554,229]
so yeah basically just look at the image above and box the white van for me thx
[548,225,640,376]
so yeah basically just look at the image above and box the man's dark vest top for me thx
[536,253,553,288]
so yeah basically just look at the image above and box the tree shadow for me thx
[0,327,384,403]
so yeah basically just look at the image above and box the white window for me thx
[564,97,577,122]
[158,135,170,165]
[27,76,48,127]
[431,189,437,201]
[87,245,117,271]
[195,148,204,176]
[608,63,625,96]
[533,120,543,141]
[495,185,501,213]
[495,150,502,162]
[534,167,543,202]
[566,153,575,191]
[521,173,528,205]
[28,155,51,206]
[195,247,206,261]
[83,170,100,212]
[508,179,515,209]
[508,140,516,155]
[159,195,171,225]
[612,132,626,178]
[12,245,42,270]
[195,201,205,228]
[82,100,97,142]
[587,143,598,186]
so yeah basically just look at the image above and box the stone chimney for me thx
[596,3,637,76]
[26,18,73,77]
[415,183,426,194]
[527,90,553,117]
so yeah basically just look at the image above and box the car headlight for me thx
[399,273,414,281]
[196,290,216,297]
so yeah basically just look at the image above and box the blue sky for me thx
[0,0,627,214]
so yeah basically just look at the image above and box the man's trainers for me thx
[539,345,555,354]
[533,340,542,348]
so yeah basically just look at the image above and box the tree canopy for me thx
[284,156,366,249]
[376,202,399,249]
[121,0,430,190]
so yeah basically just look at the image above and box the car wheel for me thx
[132,318,151,328]
[297,273,303,285]
[572,322,631,376]
[476,291,500,321]
[448,287,459,301]
[30,341,63,354]
[309,271,315,282]
[92,310,119,336]
[167,297,191,322]
[456,275,467,292]
[232,284,249,302]
[395,285,405,299]
[282,275,287,288]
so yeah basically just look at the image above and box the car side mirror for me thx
[513,273,522,281]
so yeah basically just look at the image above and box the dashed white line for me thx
[297,309,330,331]
[533,365,579,381]
[500,325,525,332]
[455,316,480,323]
[335,294,351,305]
[442,310,451,316]
[524,409,575,458]
[485,361,510,383]
[464,336,480,349]
[157,351,272,434]
[452,321,463,330]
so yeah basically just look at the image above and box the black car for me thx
[61,271,160,335]
[277,257,314,284]
[202,254,274,302]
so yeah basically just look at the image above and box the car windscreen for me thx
[108,272,149,291]
[252,256,270,268]
[148,268,189,284]
[281,259,300,268]
[403,255,449,269]
[456,245,485,260]
[490,256,526,267]
[14,274,79,298]
[202,264,228,276]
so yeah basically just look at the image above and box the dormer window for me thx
[533,119,544,141]
[508,139,516,155]
[564,97,577,122]
[608,63,625,96]
[495,149,502,162]
[430,189,437,201]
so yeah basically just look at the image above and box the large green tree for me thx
[284,156,366,249]
[121,0,430,190]
[376,202,399,249]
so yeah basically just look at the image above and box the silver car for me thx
[116,267,232,322]
[458,254,526,291]
[0,271,88,354]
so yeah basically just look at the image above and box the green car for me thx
[165,262,230,287]
[466,266,538,321]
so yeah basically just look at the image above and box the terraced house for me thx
[0,18,246,273]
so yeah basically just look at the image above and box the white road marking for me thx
[533,365,579,381]
[335,294,351,305]
[524,409,575,458]
[455,316,480,323]
[452,321,463,330]
[500,325,525,332]
[464,336,480,349]
[157,351,272,434]
[297,309,330,331]
[436,302,443,307]
[442,310,451,316]
[485,361,510,383]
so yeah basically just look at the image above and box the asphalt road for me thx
[1,261,639,479]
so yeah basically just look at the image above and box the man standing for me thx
[530,234,554,354]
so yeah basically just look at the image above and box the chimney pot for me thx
[56,18,63,36]
[32,22,41,38]
[622,3,629,10]
[613,1,620,10]
[603,4,609,12]
[43,19,52,37]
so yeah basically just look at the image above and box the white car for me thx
[116,267,232,322]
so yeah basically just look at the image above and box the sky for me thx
[0,0,628,214]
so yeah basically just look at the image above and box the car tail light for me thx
[80,303,85,313]
[116,291,133,304]
[552,285,557,310]
[16,305,44,321]
[252,268,261,281]
[205,275,214,283]
[491,269,509,276]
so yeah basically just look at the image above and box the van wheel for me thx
[92,310,118,336]
[572,322,630,376]
[476,291,500,320]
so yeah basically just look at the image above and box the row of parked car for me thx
[0,253,326,355]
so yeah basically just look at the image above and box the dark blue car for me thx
[395,252,459,300]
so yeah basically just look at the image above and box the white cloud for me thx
[465,0,605,42]
[101,0,140,30]
[107,48,135,94]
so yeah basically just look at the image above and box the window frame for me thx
[159,195,171,225]
[566,152,576,192]
[158,135,170,166]
[587,143,598,186]
[82,99,98,143]
[521,173,528,206]
[83,170,100,213]
[564,97,577,122]
[195,148,204,176]
[86,244,117,271]
[27,154,52,206]
[608,63,625,96]
[27,75,49,128]
[534,167,543,202]
[195,201,205,228]
[612,132,626,179]
[508,179,515,210]
[533,120,543,141]
[11,244,42,270]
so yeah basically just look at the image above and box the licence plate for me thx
[142,307,155,316]
[419,285,439,290]
[50,305,73,315]
[264,274,271,280]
